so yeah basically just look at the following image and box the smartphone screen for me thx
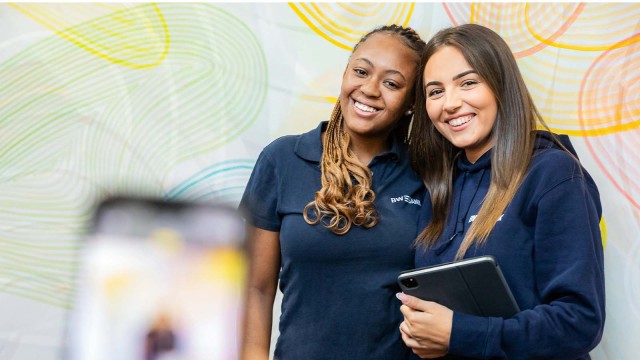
[65,198,247,360]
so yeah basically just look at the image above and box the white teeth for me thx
[354,101,378,113]
[449,115,473,127]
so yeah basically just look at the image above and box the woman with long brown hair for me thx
[399,24,605,359]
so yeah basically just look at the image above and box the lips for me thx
[447,114,473,127]
[354,100,380,113]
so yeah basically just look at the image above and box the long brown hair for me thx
[304,25,426,235]
[410,24,553,258]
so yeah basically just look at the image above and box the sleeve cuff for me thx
[448,312,497,359]
[247,216,281,232]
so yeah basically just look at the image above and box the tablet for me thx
[398,256,519,318]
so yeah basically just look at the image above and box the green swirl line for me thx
[0,4,268,306]
[165,159,254,204]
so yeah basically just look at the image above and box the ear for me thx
[404,101,415,116]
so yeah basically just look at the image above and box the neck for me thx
[348,133,391,166]
[465,147,492,164]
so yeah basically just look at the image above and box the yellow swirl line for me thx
[96,3,125,12]
[600,217,607,248]
[468,3,480,23]
[10,3,170,69]
[325,96,339,104]
[543,115,640,136]
[290,3,415,51]
[299,3,360,43]
[289,3,353,50]
[299,94,338,104]
[310,3,362,36]
[10,4,68,31]
[321,3,359,30]
[402,3,414,27]
[338,2,385,17]
[525,3,640,51]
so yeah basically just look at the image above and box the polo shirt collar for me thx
[294,121,326,162]
[294,120,403,163]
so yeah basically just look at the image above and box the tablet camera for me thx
[400,277,418,289]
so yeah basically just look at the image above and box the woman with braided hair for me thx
[239,25,426,359]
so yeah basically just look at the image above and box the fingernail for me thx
[395,292,404,301]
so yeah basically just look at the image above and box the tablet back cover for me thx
[398,256,519,318]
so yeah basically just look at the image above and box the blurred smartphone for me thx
[65,197,247,360]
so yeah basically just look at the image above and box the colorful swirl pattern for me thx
[165,159,255,204]
[581,36,640,209]
[0,3,267,308]
[289,2,414,50]
[1,3,640,358]
[11,3,170,69]
[444,3,640,136]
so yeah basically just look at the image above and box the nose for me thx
[360,77,380,98]
[443,89,461,113]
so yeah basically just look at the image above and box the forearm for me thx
[240,286,277,360]
[450,297,604,359]
[237,225,281,359]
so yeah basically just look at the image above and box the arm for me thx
[240,227,281,360]
[448,174,605,359]
[238,148,282,360]
[401,157,605,359]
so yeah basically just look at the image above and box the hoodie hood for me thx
[456,149,492,173]
[456,130,578,173]
[535,130,601,217]
[534,130,580,158]
[445,130,602,252]
[452,130,601,221]
[455,130,581,174]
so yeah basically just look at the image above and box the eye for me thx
[427,88,444,98]
[461,79,479,88]
[354,68,367,76]
[384,80,399,89]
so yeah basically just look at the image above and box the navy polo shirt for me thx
[240,121,425,360]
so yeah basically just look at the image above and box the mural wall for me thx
[0,3,638,359]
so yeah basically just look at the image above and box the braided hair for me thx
[303,25,426,235]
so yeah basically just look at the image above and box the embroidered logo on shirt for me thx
[390,195,421,206]
[468,214,504,223]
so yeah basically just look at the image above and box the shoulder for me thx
[521,147,601,210]
[517,148,583,200]
[260,122,324,163]
[261,134,300,158]
[247,135,302,181]
[529,147,583,182]
[257,133,308,169]
[528,146,601,215]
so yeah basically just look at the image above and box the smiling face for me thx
[339,33,418,142]
[423,46,498,163]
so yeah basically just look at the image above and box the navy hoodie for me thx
[414,131,605,360]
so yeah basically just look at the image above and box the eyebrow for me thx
[424,70,478,87]
[355,57,407,81]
